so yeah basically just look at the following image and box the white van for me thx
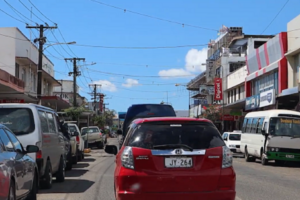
[222,131,242,153]
[66,122,85,162]
[0,103,66,189]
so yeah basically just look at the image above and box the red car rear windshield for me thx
[125,122,225,150]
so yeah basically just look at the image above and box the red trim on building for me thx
[278,57,287,94]
[279,32,287,58]
[263,68,266,73]
[255,72,259,77]
[245,81,251,97]
[264,43,270,65]
[256,48,262,70]
[245,55,249,75]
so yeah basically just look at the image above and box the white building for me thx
[53,80,86,107]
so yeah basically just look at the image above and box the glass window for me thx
[246,118,253,132]
[257,118,264,133]
[46,113,57,133]
[229,134,241,141]
[126,123,224,150]
[0,128,14,152]
[38,111,49,133]
[274,72,278,94]
[81,127,100,135]
[242,118,248,133]
[251,118,258,133]
[0,108,35,136]
[269,117,300,137]
[5,129,23,152]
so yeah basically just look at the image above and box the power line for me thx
[0,7,27,24]
[18,0,45,23]
[57,28,77,57]
[71,43,208,49]
[27,0,56,24]
[91,0,218,31]
[4,0,37,24]
[50,30,73,57]
[260,0,290,34]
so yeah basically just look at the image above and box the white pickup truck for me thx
[81,126,104,149]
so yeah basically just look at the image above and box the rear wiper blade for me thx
[153,144,193,151]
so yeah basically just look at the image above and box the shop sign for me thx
[214,78,223,100]
[221,114,234,121]
[199,85,214,95]
[0,99,24,103]
[260,89,275,108]
[229,110,242,116]
[245,94,260,111]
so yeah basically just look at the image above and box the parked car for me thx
[81,126,104,149]
[0,124,40,200]
[60,122,73,171]
[66,123,85,162]
[105,117,236,200]
[222,131,242,154]
[0,103,66,189]
[120,104,176,148]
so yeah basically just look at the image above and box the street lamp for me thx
[43,41,76,51]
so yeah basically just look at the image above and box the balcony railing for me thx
[0,68,25,89]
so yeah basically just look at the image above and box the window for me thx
[54,114,62,132]
[38,111,49,133]
[229,134,241,141]
[126,123,225,150]
[251,118,258,133]
[246,118,253,132]
[274,71,278,94]
[5,129,23,152]
[46,113,57,133]
[0,129,14,151]
[21,68,26,83]
[0,108,35,136]
[81,127,100,135]
[15,63,19,78]
[242,118,248,133]
[254,41,266,49]
[257,118,264,133]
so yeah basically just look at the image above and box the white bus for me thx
[240,109,300,165]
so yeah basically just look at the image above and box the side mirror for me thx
[224,137,228,141]
[26,145,39,153]
[105,145,118,155]
[72,131,79,136]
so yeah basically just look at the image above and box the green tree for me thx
[92,109,116,128]
[64,106,87,121]
[202,104,222,122]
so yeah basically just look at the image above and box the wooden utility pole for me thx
[88,84,101,112]
[26,24,57,102]
[65,58,85,107]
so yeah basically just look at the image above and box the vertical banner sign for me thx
[214,78,223,100]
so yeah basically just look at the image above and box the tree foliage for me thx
[92,109,116,129]
[64,106,87,120]
[202,104,222,121]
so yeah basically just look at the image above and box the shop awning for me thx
[278,86,298,97]
[41,96,71,111]
[0,92,38,103]
[224,98,246,110]
[277,87,299,110]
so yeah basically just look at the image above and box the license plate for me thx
[286,155,295,158]
[165,157,193,168]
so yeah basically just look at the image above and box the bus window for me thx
[251,118,258,133]
[242,118,248,133]
[246,118,253,132]
[257,118,264,133]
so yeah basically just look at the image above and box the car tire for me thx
[66,148,73,171]
[26,171,38,200]
[82,152,85,160]
[245,147,255,162]
[78,151,83,161]
[40,161,52,189]
[56,156,65,182]
[73,149,78,164]
[97,142,103,149]
[8,179,16,200]
[261,152,268,165]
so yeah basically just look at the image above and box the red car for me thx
[105,117,236,200]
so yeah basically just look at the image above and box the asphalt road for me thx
[37,140,300,200]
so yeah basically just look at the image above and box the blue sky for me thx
[0,0,299,113]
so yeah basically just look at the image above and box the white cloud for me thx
[122,78,139,88]
[158,68,194,79]
[158,48,207,79]
[185,48,207,72]
[92,80,117,92]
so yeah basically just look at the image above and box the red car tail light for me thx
[99,132,102,136]
[76,136,80,144]
[36,150,42,159]
[222,146,233,168]
[121,146,134,169]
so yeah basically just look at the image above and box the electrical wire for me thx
[4,0,38,24]
[260,0,290,34]
[18,0,45,23]
[90,0,218,31]
[27,0,56,24]
[0,7,27,24]
[71,43,208,49]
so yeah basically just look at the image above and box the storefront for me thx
[277,87,299,110]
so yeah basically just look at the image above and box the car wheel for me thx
[8,179,16,200]
[73,149,78,164]
[66,148,73,171]
[78,151,83,161]
[245,147,255,162]
[97,142,103,149]
[26,171,38,200]
[40,161,52,189]
[56,156,65,182]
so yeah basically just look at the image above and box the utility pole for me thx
[65,58,85,107]
[26,24,57,103]
[88,84,101,113]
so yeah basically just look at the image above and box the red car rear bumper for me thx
[116,190,235,200]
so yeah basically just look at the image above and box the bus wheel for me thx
[245,147,254,162]
[261,153,268,165]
